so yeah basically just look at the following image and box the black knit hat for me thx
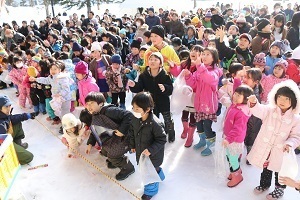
[171,37,182,46]
[257,18,270,32]
[131,39,142,49]
[151,25,165,39]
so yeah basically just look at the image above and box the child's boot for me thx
[201,137,215,156]
[184,126,196,147]
[266,187,285,200]
[227,168,243,187]
[193,132,206,150]
[181,121,189,139]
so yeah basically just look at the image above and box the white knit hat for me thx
[291,46,300,60]
[236,14,246,23]
[62,113,79,129]
[91,42,102,52]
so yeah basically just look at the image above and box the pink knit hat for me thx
[75,61,88,74]
[253,52,266,66]
[274,59,288,71]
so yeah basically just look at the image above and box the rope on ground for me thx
[7,94,140,200]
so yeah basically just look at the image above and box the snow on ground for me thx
[2,86,300,200]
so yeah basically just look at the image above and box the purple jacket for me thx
[185,64,223,114]
[224,104,251,143]
[78,73,99,106]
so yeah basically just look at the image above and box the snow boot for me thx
[228,168,243,180]
[184,126,196,147]
[14,139,28,149]
[246,145,252,165]
[227,168,243,187]
[201,137,215,156]
[116,160,135,181]
[181,121,189,139]
[266,187,285,199]
[193,132,206,150]
[168,130,175,143]
[158,168,165,181]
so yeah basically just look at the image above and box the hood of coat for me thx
[267,79,300,114]
[139,24,149,31]
[235,104,251,117]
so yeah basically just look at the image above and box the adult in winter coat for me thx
[145,8,161,30]
[134,17,149,45]
[0,95,35,165]
[164,12,185,38]
[247,80,300,199]
[286,11,300,50]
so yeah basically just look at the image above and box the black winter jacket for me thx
[129,67,173,113]
[129,112,166,167]
[0,111,30,134]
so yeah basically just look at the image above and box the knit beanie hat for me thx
[27,66,38,77]
[32,55,42,63]
[72,42,82,52]
[171,37,182,46]
[257,18,270,32]
[151,25,165,39]
[191,16,200,25]
[97,27,107,35]
[253,52,266,66]
[119,28,127,36]
[111,54,122,64]
[205,10,212,18]
[239,33,252,43]
[140,45,149,51]
[269,40,285,55]
[91,42,102,52]
[291,46,300,60]
[131,38,142,49]
[236,14,246,23]
[75,61,89,74]
[149,52,164,64]
[274,59,288,71]
[148,7,154,13]
[0,49,8,57]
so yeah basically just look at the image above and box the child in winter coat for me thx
[129,92,166,200]
[128,52,175,143]
[247,79,300,199]
[9,56,32,108]
[30,61,73,133]
[105,54,128,109]
[126,45,148,81]
[61,113,90,158]
[184,47,223,156]
[169,45,204,147]
[124,38,142,70]
[223,85,253,188]
[253,52,268,77]
[261,60,288,103]
[286,46,300,84]
[75,61,99,106]
[265,40,285,75]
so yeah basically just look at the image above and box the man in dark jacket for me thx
[145,8,161,30]
[0,95,35,165]
[18,21,29,37]
[85,92,135,181]
[82,11,95,28]
[164,12,184,38]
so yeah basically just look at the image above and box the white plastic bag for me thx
[139,155,162,185]
[49,96,63,117]
[278,149,299,184]
[170,71,193,115]
[213,141,229,179]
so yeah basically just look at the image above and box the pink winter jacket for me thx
[9,67,27,87]
[185,64,223,114]
[247,103,300,172]
[78,74,99,106]
[261,75,287,103]
[224,104,251,143]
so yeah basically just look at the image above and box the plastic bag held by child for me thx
[49,96,63,117]
[213,140,229,179]
[278,149,299,184]
[170,71,193,115]
[139,155,162,185]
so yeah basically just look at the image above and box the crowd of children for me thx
[1,2,300,199]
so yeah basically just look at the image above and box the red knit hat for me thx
[253,52,266,66]
[75,61,88,74]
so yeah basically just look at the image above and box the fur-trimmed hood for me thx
[267,79,300,114]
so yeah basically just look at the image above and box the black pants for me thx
[153,109,175,135]
[260,168,286,189]
[181,110,196,127]
[111,92,126,106]
[30,88,46,106]
[196,119,216,139]
[101,148,127,168]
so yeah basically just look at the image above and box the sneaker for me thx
[254,186,269,194]
[266,187,284,199]
[106,159,117,169]
[52,117,61,125]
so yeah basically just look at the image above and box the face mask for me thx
[136,22,141,27]
[30,22,34,26]
[131,110,142,118]
[16,63,23,68]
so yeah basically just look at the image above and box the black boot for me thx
[14,139,28,149]
[141,194,152,200]
[168,130,175,143]
[116,160,135,181]
[246,146,252,165]
[106,159,117,169]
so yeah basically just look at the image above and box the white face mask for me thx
[136,22,141,27]
[131,110,142,118]
[16,63,23,68]
[30,22,35,26]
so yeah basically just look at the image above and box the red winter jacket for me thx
[286,59,300,85]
